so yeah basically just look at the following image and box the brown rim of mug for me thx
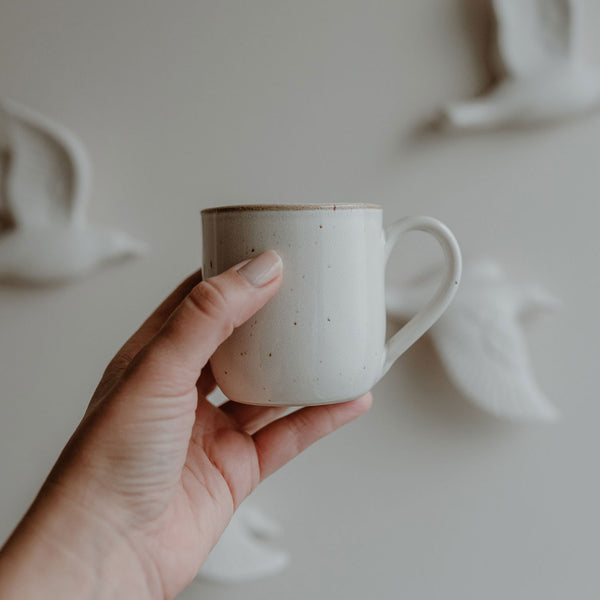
[201,203,382,214]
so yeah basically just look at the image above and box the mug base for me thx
[220,391,372,408]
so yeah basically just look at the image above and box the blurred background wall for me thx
[0,1,599,598]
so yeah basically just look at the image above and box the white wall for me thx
[1,1,598,598]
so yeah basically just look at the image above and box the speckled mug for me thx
[201,204,461,406]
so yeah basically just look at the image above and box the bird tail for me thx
[438,99,506,131]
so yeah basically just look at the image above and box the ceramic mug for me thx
[201,204,461,406]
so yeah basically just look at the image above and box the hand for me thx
[0,251,372,599]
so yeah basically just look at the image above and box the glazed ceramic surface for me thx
[202,204,461,406]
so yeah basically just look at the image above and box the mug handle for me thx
[381,216,462,376]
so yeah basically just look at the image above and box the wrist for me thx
[0,482,161,600]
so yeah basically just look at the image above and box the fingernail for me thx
[237,250,282,287]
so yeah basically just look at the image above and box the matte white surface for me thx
[0,99,145,284]
[441,0,600,129]
[0,2,598,598]
[387,258,560,422]
[197,503,289,583]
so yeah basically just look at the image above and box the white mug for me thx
[201,204,461,406]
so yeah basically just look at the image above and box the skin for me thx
[0,251,372,599]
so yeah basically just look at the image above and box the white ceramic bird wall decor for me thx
[0,98,145,285]
[197,503,289,583]
[386,259,560,422]
[440,0,600,130]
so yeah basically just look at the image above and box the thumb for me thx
[125,250,283,397]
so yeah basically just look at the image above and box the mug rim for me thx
[201,203,382,214]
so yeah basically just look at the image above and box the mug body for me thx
[201,204,386,406]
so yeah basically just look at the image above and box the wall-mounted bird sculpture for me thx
[197,503,289,583]
[387,259,560,422]
[440,0,600,130]
[0,99,145,285]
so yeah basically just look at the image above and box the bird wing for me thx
[0,99,91,229]
[430,304,559,422]
[492,0,577,77]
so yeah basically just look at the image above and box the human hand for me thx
[0,251,372,599]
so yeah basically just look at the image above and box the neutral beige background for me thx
[1,1,599,598]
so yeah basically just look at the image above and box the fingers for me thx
[125,251,283,397]
[220,401,291,435]
[252,393,373,481]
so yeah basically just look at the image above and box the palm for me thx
[139,391,263,593]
